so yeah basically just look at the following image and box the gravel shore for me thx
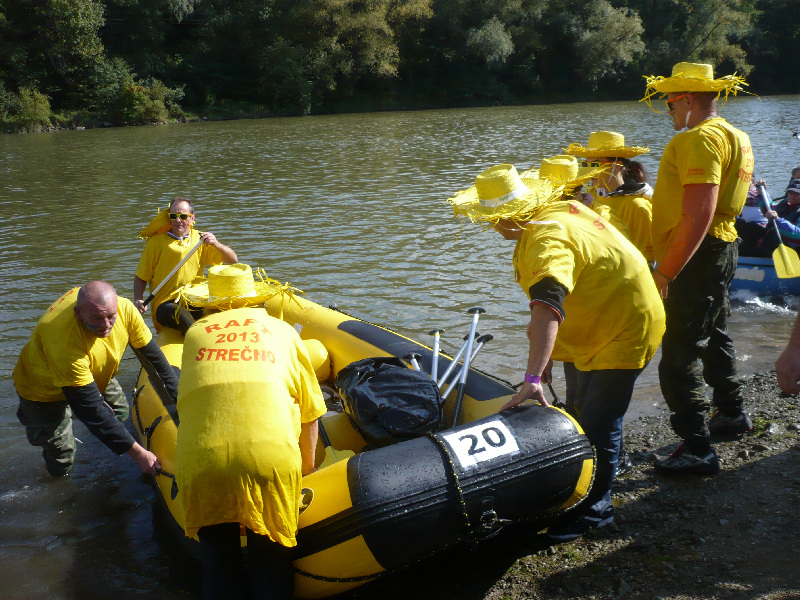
[353,370,800,600]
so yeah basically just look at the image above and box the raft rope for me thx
[131,379,180,499]
[427,433,512,543]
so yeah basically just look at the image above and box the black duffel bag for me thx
[334,357,444,448]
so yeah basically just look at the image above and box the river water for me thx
[1,96,799,598]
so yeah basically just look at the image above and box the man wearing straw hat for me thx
[134,196,237,334]
[173,264,326,599]
[642,62,754,475]
[13,281,178,477]
[448,161,665,542]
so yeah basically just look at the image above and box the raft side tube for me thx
[294,405,593,576]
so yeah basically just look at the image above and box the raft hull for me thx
[133,296,595,599]
[731,255,800,296]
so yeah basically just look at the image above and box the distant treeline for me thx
[1,0,796,132]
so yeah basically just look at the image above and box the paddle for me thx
[143,238,204,307]
[317,419,355,469]
[450,307,485,428]
[759,183,800,279]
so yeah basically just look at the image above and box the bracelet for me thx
[524,373,541,384]
[654,267,674,282]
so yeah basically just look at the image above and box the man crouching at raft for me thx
[447,164,665,544]
[174,265,326,600]
[13,281,178,477]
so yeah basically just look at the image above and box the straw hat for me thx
[529,155,609,189]
[563,131,649,159]
[641,62,749,109]
[448,164,562,226]
[179,264,287,310]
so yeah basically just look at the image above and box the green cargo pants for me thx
[16,378,129,477]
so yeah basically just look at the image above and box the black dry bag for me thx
[334,357,444,448]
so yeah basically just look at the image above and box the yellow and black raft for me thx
[132,291,595,599]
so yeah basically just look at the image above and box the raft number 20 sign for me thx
[440,419,520,469]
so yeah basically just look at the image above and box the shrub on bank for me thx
[0,85,53,133]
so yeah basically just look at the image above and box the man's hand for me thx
[200,231,220,247]
[127,442,161,475]
[776,343,800,394]
[500,381,548,411]
[653,269,671,299]
[133,299,148,314]
[765,210,778,220]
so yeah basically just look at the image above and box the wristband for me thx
[524,373,541,384]
[654,267,674,282]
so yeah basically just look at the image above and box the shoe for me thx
[708,409,753,435]
[616,451,634,477]
[547,508,614,543]
[653,444,720,476]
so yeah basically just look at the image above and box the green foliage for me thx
[573,0,645,85]
[0,0,794,130]
[0,85,52,132]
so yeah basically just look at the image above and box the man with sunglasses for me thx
[134,197,237,334]
[642,63,754,476]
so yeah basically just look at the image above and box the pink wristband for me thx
[524,373,541,384]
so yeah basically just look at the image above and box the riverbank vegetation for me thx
[1,0,797,133]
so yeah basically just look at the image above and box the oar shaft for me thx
[143,238,204,306]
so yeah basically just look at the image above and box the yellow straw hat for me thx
[519,155,610,197]
[447,164,562,226]
[563,131,649,159]
[179,264,297,311]
[641,62,749,110]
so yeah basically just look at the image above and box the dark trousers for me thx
[156,300,202,335]
[565,365,644,520]
[197,523,294,600]
[16,378,128,476]
[658,235,743,453]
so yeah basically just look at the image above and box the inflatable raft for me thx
[731,254,800,297]
[132,292,595,599]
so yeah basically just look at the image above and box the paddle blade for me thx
[773,244,800,279]
[319,446,355,469]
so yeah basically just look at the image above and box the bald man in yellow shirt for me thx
[14,281,179,477]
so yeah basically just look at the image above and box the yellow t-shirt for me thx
[175,308,327,545]
[135,230,226,331]
[594,194,654,261]
[651,117,753,261]
[513,201,665,370]
[13,288,152,402]
[587,201,632,245]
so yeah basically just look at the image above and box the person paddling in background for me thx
[13,281,178,476]
[641,62,755,475]
[447,164,665,543]
[173,265,326,600]
[134,196,237,334]
[564,131,655,264]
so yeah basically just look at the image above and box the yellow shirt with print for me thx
[513,201,665,371]
[175,307,327,545]
[594,194,654,262]
[13,288,152,403]
[135,229,226,331]
[651,117,753,261]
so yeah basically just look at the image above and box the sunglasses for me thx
[665,93,689,111]
[581,161,602,168]
[169,212,193,221]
